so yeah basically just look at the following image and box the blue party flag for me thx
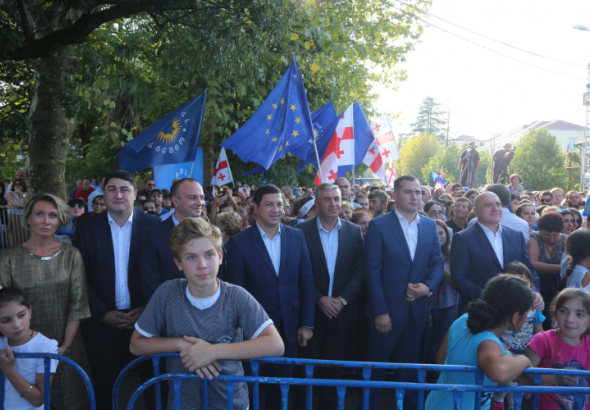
[336,103,375,178]
[119,91,207,174]
[221,56,316,170]
[430,171,448,187]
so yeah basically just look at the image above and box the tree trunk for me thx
[26,46,76,200]
[202,142,215,186]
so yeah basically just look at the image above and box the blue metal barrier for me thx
[115,354,590,410]
[0,353,96,410]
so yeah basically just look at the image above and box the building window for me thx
[569,137,576,151]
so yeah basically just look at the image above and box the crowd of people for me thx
[0,168,589,410]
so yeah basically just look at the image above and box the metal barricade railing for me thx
[0,207,30,251]
[114,354,590,410]
[0,353,96,410]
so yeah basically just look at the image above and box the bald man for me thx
[450,192,542,311]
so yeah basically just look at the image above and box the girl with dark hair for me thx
[561,229,590,290]
[525,288,590,409]
[568,208,582,232]
[0,287,59,409]
[426,275,533,410]
[559,209,575,235]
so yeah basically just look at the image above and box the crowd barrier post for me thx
[0,352,96,410]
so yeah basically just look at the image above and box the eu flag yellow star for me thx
[292,130,299,137]
[278,145,283,152]
[272,137,278,142]
[281,98,285,104]
[267,114,272,121]
[285,140,290,146]
[272,103,278,109]
[290,104,296,111]
[295,117,301,124]
[266,129,270,135]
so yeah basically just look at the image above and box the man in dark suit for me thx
[141,178,205,301]
[295,183,364,410]
[451,191,543,311]
[364,175,444,410]
[73,170,159,410]
[226,184,315,410]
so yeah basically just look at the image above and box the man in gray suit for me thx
[295,183,364,410]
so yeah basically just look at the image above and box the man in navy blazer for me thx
[73,170,159,410]
[295,183,364,410]
[140,178,206,301]
[226,184,315,410]
[364,175,443,410]
[451,191,543,311]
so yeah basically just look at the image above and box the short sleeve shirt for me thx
[135,279,272,410]
[528,330,590,410]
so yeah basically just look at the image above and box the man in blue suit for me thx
[73,170,160,410]
[140,178,205,301]
[451,191,543,311]
[227,184,315,410]
[364,175,444,410]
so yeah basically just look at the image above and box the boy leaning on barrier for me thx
[130,218,284,409]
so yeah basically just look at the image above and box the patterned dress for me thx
[529,231,566,328]
[0,244,91,410]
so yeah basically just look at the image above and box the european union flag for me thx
[297,102,372,178]
[221,56,316,170]
[119,91,207,174]
[430,171,448,186]
[245,101,337,175]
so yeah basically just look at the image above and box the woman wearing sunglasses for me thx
[424,200,446,221]
[5,178,29,246]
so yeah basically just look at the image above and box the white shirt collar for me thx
[317,216,341,233]
[172,213,180,226]
[394,208,420,225]
[477,221,502,236]
[107,210,134,227]
[256,221,281,239]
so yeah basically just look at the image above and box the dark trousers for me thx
[245,320,298,410]
[294,315,351,410]
[362,312,426,410]
[423,305,458,365]
[82,320,156,410]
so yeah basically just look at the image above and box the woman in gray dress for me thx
[0,193,91,409]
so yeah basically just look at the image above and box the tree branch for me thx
[1,1,220,61]
[15,0,34,42]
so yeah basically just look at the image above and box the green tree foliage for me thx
[475,149,492,187]
[564,151,581,192]
[421,144,461,185]
[408,96,447,144]
[395,132,439,183]
[510,128,566,191]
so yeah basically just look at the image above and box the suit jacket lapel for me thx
[387,211,412,261]
[129,210,141,274]
[473,223,502,269]
[279,224,290,280]
[250,222,277,276]
[100,212,116,290]
[310,217,329,274]
[501,227,512,266]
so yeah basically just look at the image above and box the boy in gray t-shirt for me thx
[130,218,284,410]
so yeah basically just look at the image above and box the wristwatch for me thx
[339,297,348,306]
[426,286,434,298]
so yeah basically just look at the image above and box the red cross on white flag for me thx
[211,147,234,186]
[370,114,399,161]
[362,139,387,184]
[314,104,354,185]
[386,162,397,187]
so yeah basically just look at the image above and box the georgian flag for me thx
[370,114,399,162]
[211,148,234,186]
[314,104,355,184]
[362,140,387,184]
[435,165,446,190]
[386,162,397,187]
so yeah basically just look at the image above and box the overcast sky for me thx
[373,0,590,139]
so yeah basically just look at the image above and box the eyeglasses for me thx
[146,183,155,187]
[70,205,84,209]
[540,198,552,203]
[429,210,445,215]
[13,184,22,187]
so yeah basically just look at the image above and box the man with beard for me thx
[565,191,583,209]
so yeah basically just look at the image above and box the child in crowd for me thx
[525,288,590,409]
[0,287,58,410]
[501,262,545,355]
[130,218,284,410]
[561,229,590,290]
[425,274,533,410]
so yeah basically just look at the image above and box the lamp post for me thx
[574,25,590,192]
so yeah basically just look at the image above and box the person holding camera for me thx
[492,143,515,184]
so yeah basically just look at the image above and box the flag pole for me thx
[352,105,356,189]
[313,138,323,181]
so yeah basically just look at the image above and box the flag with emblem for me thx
[362,139,387,184]
[221,56,315,170]
[119,91,207,174]
[211,148,233,186]
[370,114,399,162]
[433,166,446,189]
[386,162,397,186]
[314,104,355,184]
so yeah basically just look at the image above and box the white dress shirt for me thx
[108,212,133,310]
[172,213,180,226]
[257,223,282,275]
[317,217,341,297]
[394,208,420,261]
[477,222,504,267]
[469,208,529,244]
